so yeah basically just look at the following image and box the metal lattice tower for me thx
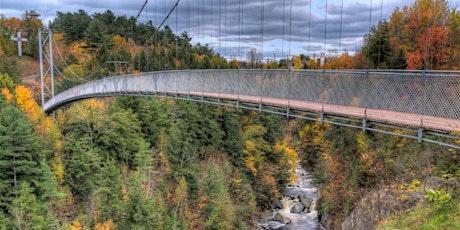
[38,29,55,107]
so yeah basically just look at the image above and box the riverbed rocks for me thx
[299,194,313,210]
[274,212,292,224]
[290,202,305,214]
[258,163,322,230]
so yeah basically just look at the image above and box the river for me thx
[258,162,323,230]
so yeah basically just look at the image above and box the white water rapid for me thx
[258,162,323,230]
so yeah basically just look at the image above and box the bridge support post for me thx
[418,128,423,143]
[39,29,55,108]
[362,108,367,131]
[320,104,324,124]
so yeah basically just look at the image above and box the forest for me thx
[0,0,459,229]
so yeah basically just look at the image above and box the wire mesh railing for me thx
[44,69,460,122]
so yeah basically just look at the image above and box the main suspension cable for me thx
[158,0,181,30]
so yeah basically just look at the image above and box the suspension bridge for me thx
[40,0,460,149]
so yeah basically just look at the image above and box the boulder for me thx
[299,194,312,210]
[290,202,305,213]
[274,212,291,224]
[258,221,286,229]
[273,199,284,210]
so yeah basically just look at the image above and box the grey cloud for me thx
[2,0,413,57]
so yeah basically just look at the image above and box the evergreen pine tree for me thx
[0,106,44,207]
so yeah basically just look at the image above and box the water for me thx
[258,163,323,230]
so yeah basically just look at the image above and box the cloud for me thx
[1,0,437,59]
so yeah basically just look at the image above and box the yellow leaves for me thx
[308,59,319,69]
[69,220,83,230]
[112,35,127,48]
[244,154,258,177]
[174,176,188,207]
[0,72,15,90]
[275,141,299,185]
[15,85,41,121]
[94,219,115,230]
[243,140,260,176]
[51,153,65,184]
[262,171,280,198]
[2,88,13,103]
[292,56,303,69]
[194,54,206,62]
[299,123,311,139]
[53,33,65,42]
[159,151,171,174]
[229,59,240,69]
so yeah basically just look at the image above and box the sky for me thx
[2,0,460,61]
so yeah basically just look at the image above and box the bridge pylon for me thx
[38,29,55,108]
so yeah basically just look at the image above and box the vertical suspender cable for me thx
[224,0,227,58]
[188,0,191,68]
[202,0,205,41]
[219,0,222,59]
[240,0,244,61]
[377,0,383,69]
[308,0,312,58]
[197,0,200,43]
[176,0,178,70]
[282,0,286,62]
[261,0,265,68]
[146,1,149,72]
[324,0,328,57]
[238,0,241,59]
[164,0,167,70]
[211,0,213,57]
[368,0,373,68]
[154,0,157,71]
[289,0,293,60]
[339,0,344,56]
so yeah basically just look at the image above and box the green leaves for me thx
[425,189,452,204]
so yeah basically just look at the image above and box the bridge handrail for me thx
[44,69,460,131]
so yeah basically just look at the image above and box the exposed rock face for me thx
[342,177,459,230]
[341,188,404,230]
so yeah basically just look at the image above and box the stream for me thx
[258,162,323,230]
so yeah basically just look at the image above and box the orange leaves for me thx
[407,26,449,70]
[112,35,127,49]
[2,88,13,103]
[4,17,22,34]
